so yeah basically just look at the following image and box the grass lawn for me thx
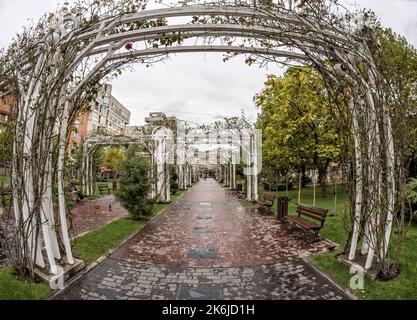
[72,190,184,265]
[0,267,51,300]
[241,184,417,300]
[0,175,10,187]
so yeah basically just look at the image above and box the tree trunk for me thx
[318,167,327,198]
[301,165,307,188]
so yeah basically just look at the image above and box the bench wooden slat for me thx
[286,216,321,230]
[97,182,110,193]
[296,208,326,222]
[0,187,12,196]
[287,203,328,240]
[255,192,276,211]
[297,204,328,217]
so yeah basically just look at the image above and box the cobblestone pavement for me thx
[58,258,347,300]
[56,179,349,300]
[71,194,128,238]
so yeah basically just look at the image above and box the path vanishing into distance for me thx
[56,179,349,300]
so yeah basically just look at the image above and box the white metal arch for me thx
[65,5,362,98]
[4,2,396,279]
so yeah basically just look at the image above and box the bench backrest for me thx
[296,204,328,224]
[97,183,109,189]
[263,192,276,206]
[0,188,12,196]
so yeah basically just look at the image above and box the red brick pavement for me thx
[70,195,128,238]
[111,179,333,267]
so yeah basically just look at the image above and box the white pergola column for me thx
[150,152,156,198]
[184,164,188,190]
[89,154,94,196]
[252,132,259,201]
[85,154,90,196]
[348,96,363,261]
[229,161,233,188]
[246,169,252,201]
[232,153,236,189]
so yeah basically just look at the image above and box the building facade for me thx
[69,84,131,148]
[0,96,11,124]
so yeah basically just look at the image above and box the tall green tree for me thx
[255,66,340,197]
[372,28,417,178]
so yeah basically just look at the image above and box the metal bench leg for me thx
[310,237,322,244]
[288,223,300,232]
[310,231,322,243]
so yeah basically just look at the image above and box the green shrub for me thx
[405,178,417,223]
[115,150,153,220]
[170,167,179,195]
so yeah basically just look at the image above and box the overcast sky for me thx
[0,0,416,125]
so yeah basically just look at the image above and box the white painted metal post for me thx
[246,171,252,201]
[57,100,74,264]
[348,96,363,261]
[89,154,94,196]
[253,132,259,201]
[232,154,236,189]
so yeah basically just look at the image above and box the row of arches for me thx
[0,1,400,278]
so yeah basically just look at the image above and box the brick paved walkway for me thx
[71,195,128,238]
[56,179,349,300]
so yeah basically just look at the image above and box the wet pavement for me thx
[56,179,349,300]
[71,194,128,238]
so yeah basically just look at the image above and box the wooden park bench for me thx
[286,203,328,242]
[0,187,13,211]
[0,187,12,196]
[233,183,247,199]
[255,192,276,212]
[96,182,111,194]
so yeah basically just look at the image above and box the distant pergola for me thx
[81,121,261,202]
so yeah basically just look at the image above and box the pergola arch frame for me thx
[0,0,401,279]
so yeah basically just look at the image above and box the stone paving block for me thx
[187,247,218,259]
[178,287,222,300]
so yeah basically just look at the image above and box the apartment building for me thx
[69,84,131,148]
